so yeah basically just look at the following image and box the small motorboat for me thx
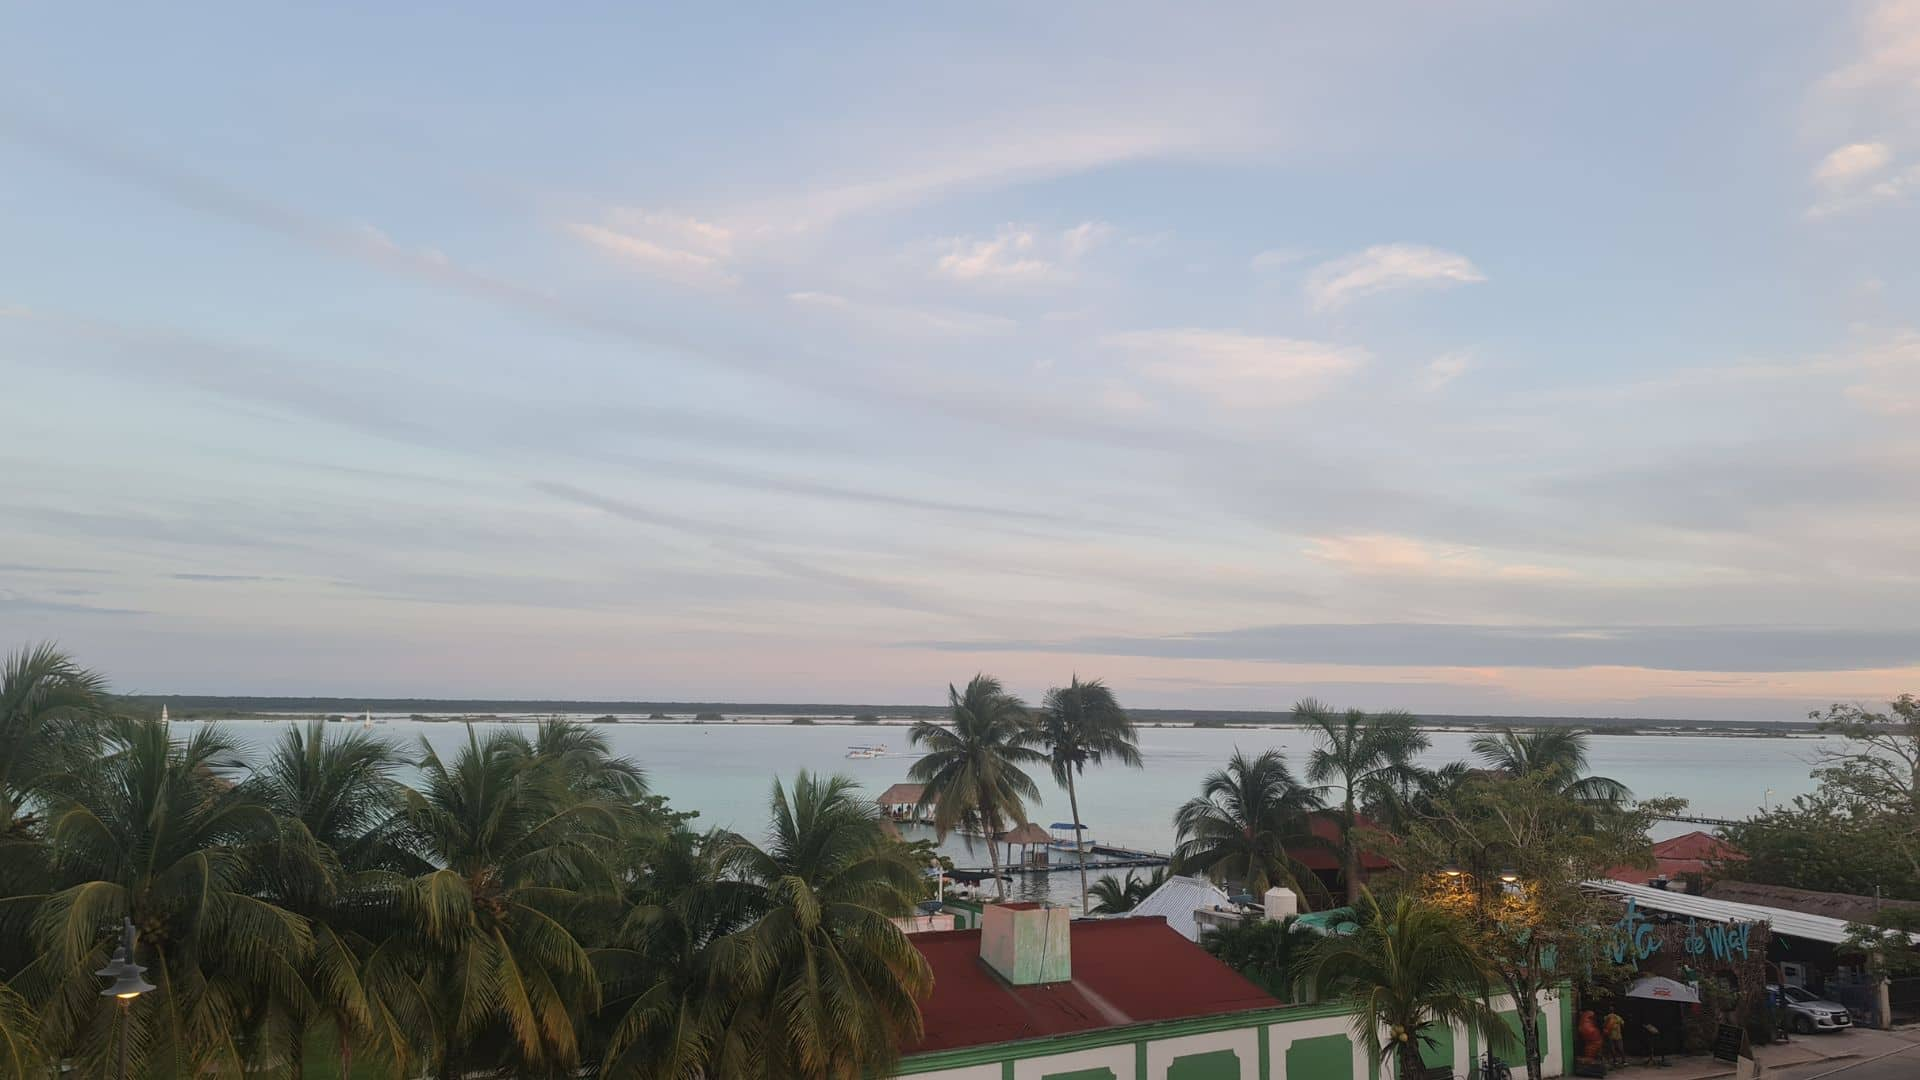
[1049,822,1095,852]
[845,745,886,759]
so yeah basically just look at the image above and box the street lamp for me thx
[1442,861,1465,878]
[96,918,154,1080]
[1498,868,1521,884]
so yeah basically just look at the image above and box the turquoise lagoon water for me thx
[193,717,1832,910]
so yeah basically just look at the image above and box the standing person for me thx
[1604,1008,1627,1066]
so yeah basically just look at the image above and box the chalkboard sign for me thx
[1711,1023,1744,1063]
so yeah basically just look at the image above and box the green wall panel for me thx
[1420,1024,1454,1072]
[1167,1048,1242,1080]
[1284,1035,1352,1080]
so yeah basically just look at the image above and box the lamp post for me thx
[96,917,155,1080]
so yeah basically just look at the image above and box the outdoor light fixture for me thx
[1442,862,1464,878]
[97,917,154,1080]
[1498,868,1520,884]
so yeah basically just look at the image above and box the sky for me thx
[2,3,1918,720]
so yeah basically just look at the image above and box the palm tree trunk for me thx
[1398,1035,1426,1080]
[1068,770,1089,913]
[987,808,1007,900]
[338,1026,353,1080]
[1344,789,1361,905]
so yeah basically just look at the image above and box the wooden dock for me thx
[954,844,1170,876]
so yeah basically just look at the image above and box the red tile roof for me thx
[1606,831,1744,885]
[907,917,1281,1054]
[1287,811,1396,872]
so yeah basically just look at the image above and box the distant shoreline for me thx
[153,710,1828,739]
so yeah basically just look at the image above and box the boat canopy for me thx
[1049,822,1088,831]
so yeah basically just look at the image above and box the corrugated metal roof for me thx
[1129,874,1236,941]
[1586,879,1918,946]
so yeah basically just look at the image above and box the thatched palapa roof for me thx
[876,783,926,806]
[998,822,1051,845]
[1702,880,1920,925]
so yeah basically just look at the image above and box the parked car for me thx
[1770,984,1852,1033]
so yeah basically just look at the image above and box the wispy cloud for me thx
[1103,329,1364,407]
[564,210,739,287]
[1815,141,1892,185]
[1423,351,1474,390]
[1306,244,1486,311]
[1305,533,1573,583]
[932,221,1112,284]
[786,291,1014,337]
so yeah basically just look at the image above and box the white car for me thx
[1772,985,1852,1033]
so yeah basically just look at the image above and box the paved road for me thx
[1768,1035,1920,1079]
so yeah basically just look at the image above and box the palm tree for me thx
[906,675,1045,900]
[1172,749,1327,901]
[1297,699,1429,903]
[1365,760,1472,833]
[715,773,931,1079]
[1470,727,1630,806]
[1085,867,1167,915]
[506,718,649,804]
[1201,914,1311,999]
[398,725,624,1079]
[22,716,311,1078]
[1028,676,1142,912]
[593,828,758,1080]
[0,643,106,835]
[247,721,425,1078]
[1301,891,1512,1080]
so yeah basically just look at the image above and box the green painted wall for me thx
[1285,1034,1353,1080]
[1167,1048,1242,1080]
[1416,1022,1454,1073]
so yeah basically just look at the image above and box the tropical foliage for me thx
[1084,868,1165,915]
[1297,699,1428,903]
[1025,677,1142,912]
[1469,726,1631,808]
[0,643,930,1080]
[906,675,1045,900]
[1300,892,1513,1080]
[1200,915,1312,1000]
[1171,749,1327,900]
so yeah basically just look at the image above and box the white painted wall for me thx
[1145,1026,1258,1077]
[1013,1043,1134,1080]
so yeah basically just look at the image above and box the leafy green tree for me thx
[1172,749,1328,901]
[1720,792,1920,900]
[1201,915,1311,1000]
[1470,727,1630,807]
[1392,772,1672,1080]
[1028,677,1143,912]
[1086,867,1166,914]
[1809,694,1920,813]
[0,643,107,835]
[907,675,1045,900]
[714,773,931,1079]
[1301,891,1512,1080]
[1297,699,1428,904]
[23,717,310,1078]
[398,725,625,1079]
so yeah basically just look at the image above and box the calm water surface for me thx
[194,717,1831,910]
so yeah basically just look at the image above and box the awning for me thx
[1627,976,1701,1004]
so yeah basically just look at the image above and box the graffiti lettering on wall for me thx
[1606,900,1755,969]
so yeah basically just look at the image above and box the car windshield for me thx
[1784,988,1816,1003]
